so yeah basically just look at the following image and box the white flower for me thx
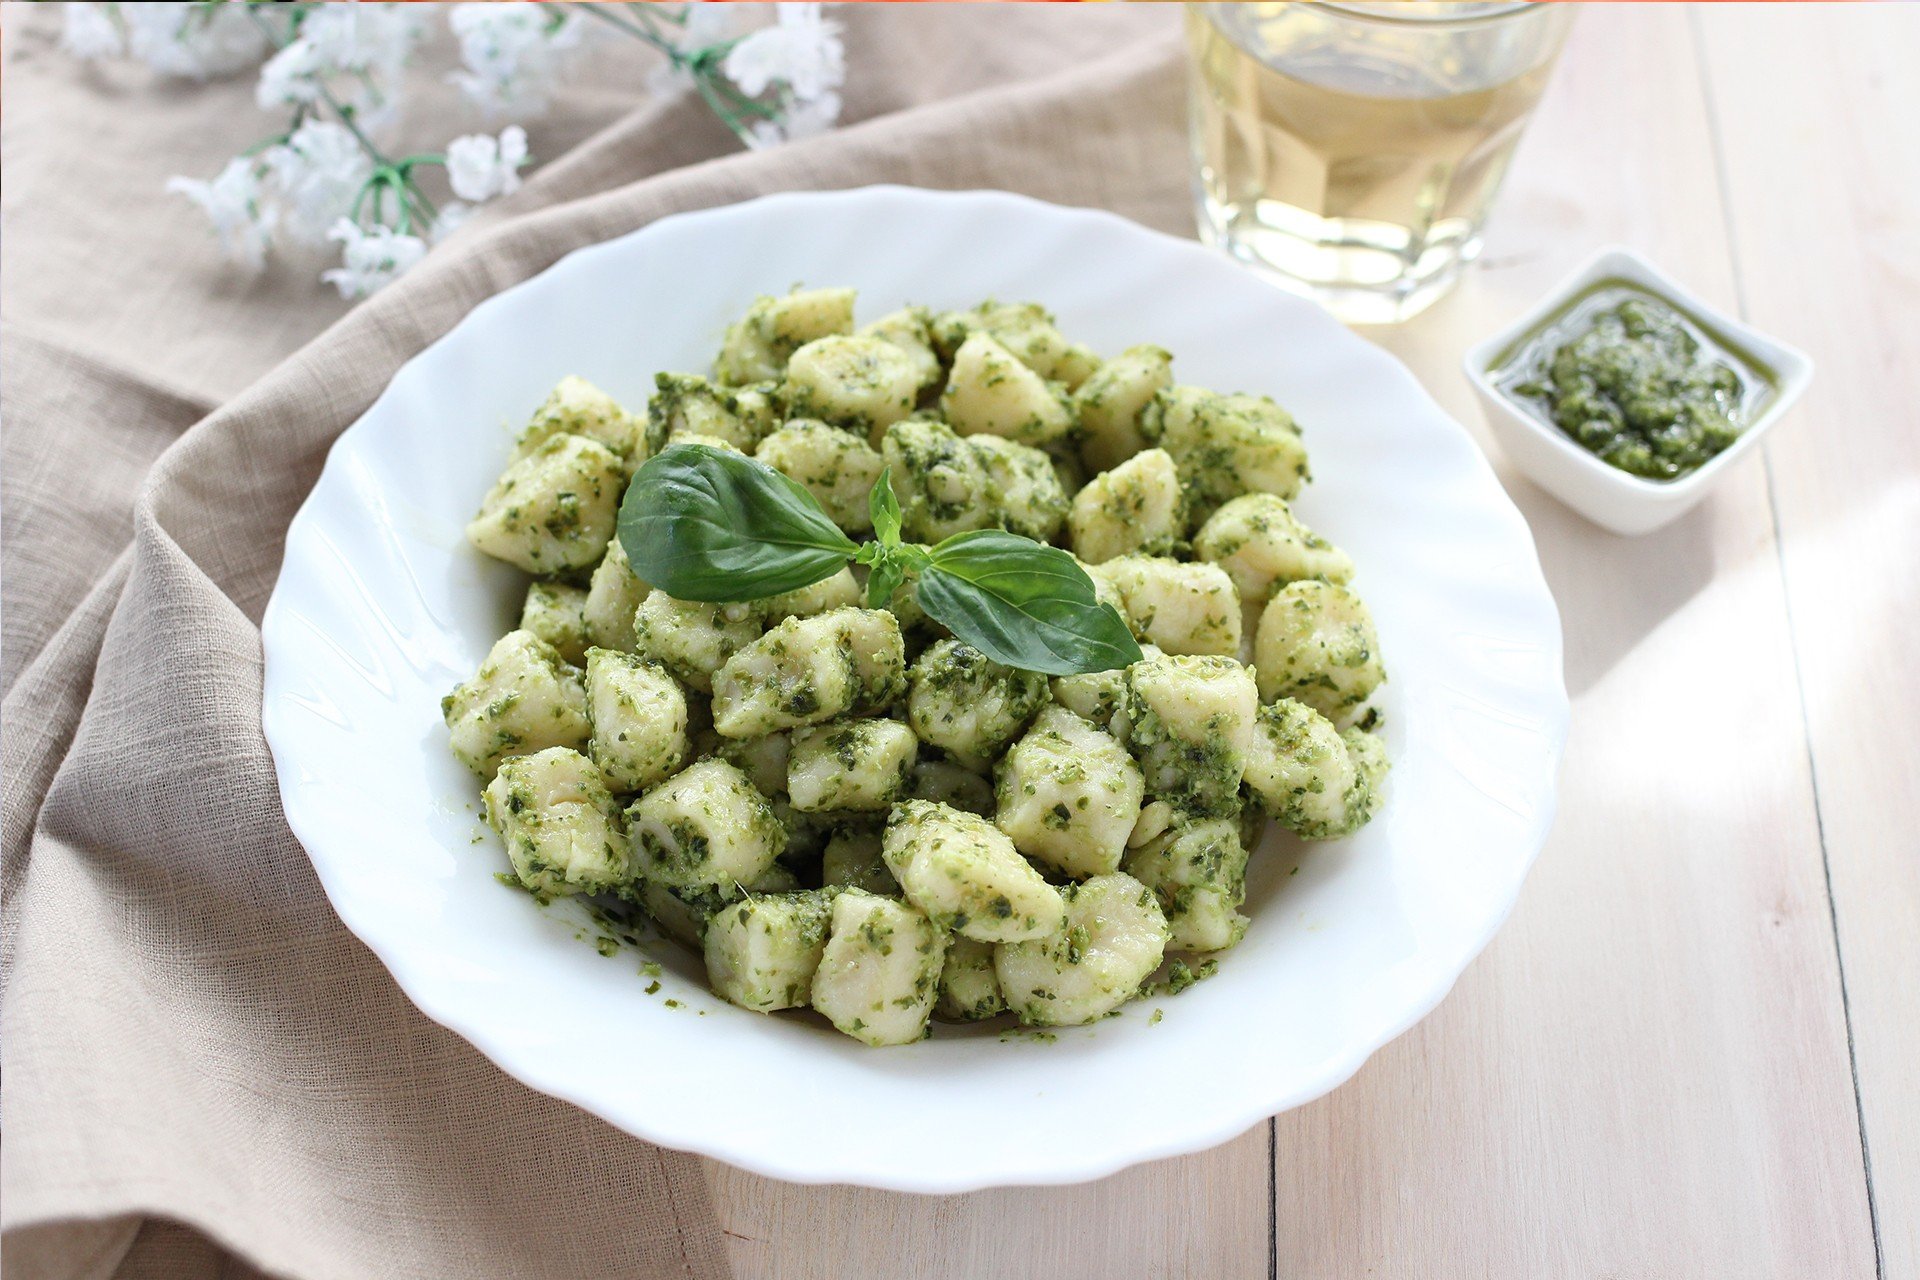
[256,36,324,108]
[431,202,475,245]
[448,2,583,118]
[724,5,845,102]
[445,126,529,203]
[745,90,842,151]
[60,3,124,60]
[122,3,270,79]
[322,218,428,299]
[264,119,375,246]
[167,157,274,270]
[297,4,427,130]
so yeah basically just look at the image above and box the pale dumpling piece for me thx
[584,648,689,793]
[710,607,906,738]
[715,287,856,385]
[882,418,997,543]
[513,375,646,464]
[1050,643,1162,735]
[627,758,786,894]
[1253,580,1384,719]
[632,593,765,694]
[928,301,1072,378]
[1090,556,1241,657]
[906,638,1050,767]
[1069,448,1185,564]
[908,755,996,817]
[755,420,886,535]
[718,730,790,798]
[1193,493,1354,607]
[858,307,942,396]
[787,718,918,813]
[704,890,835,1013]
[1144,385,1310,524]
[1123,816,1250,953]
[582,537,649,653]
[880,799,1065,943]
[1125,653,1258,818]
[484,746,632,900]
[781,335,924,439]
[1243,698,1389,839]
[996,872,1169,1026]
[994,706,1144,879]
[443,629,590,778]
[648,373,780,454]
[969,434,1069,542]
[520,580,590,665]
[820,827,899,895]
[1073,344,1173,474]
[935,935,1006,1022]
[811,889,947,1046]
[940,332,1075,447]
[466,433,626,574]
[759,566,863,623]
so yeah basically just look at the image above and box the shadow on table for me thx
[1498,469,1719,700]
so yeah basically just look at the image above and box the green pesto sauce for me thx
[1496,283,1774,482]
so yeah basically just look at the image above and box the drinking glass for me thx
[1186,2,1575,324]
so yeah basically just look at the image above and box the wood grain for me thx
[707,8,1901,1276]
[1698,7,1920,1275]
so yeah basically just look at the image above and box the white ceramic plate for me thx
[262,186,1567,1193]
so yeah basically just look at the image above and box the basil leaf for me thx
[618,443,858,602]
[917,530,1143,676]
[869,468,902,548]
[866,554,905,610]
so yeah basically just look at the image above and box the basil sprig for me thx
[618,444,1141,676]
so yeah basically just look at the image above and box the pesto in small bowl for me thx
[1493,283,1775,482]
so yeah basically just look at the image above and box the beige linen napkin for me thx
[0,6,1186,1278]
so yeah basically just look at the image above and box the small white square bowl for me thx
[1463,246,1814,535]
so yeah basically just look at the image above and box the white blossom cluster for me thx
[60,2,849,298]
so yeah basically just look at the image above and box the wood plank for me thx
[1698,7,1920,1275]
[706,1127,1269,1280]
[1270,7,1876,1275]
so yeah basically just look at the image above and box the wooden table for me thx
[705,6,1918,1276]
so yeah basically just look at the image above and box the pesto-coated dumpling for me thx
[811,889,947,1046]
[719,730,790,797]
[906,638,1051,766]
[1253,580,1384,719]
[1243,698,1389,839]
[1090,555,1242,657]
[704,889,835,1014]
[783,335,924,439]
[881,799,1065,943]
[787,718,918,813]
[1122,816,1250,953]
[858,307,942,396]
[940,332,1075,447]
[627,758,786,894]
[1124,652,1258,818]
[710,607,906,738]
[1193,493,1354,608]
[882,418,996,543]
[584,648,688,793]
[514,376,646,465]
[466,433,626,574]
[520,579,590,665]
[1050,643,1163,736]
[995,872,1169,1026]
[1144,385,1310,524]
[632,593,765,694]
[443,629,590,778]
[908,755,996,817]
[994,706,1144,880]
[582,537,650,653]
[715,287,856,385]
[929,300,1072,379]
[935,935,1006,1022]
[648,373,781,454]
[484,746,632,901]
[820,827,899,895]
[755,420,886,535]
[759,566,863,623]
[1073,344,1173,474]
[969,434,1069,543]
[1069,448,1185,564]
